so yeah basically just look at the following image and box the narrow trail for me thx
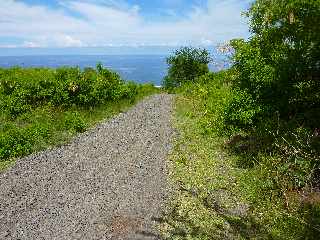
[0,94,174,240]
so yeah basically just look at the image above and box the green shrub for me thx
[230,0,320,126]
[162,47,211,90]
[225,0,320,188]
[120,81,138,99]
[0,126,31,159]
[63,111,88,133]
[224,89,262,130]
[0,64,140,119]
[0,123,51,160]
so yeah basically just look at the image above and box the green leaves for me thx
[63,111,88,133]
[231,0,320,127]
[224,89,262,129]
[163,47,211,90]
[0,123,50,160]
[226,0,320,192]
[0,64,137,118]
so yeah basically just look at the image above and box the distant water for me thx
[0,55,229,86]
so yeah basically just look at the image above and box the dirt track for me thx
[0,94,174,240]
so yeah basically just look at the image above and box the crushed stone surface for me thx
[0,94,174,240]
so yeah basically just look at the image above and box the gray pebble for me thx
[0,94,174,240]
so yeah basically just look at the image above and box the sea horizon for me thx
[0,47,230,85]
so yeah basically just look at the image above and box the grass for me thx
[0,84,160,171]
[159,95,255,239]
[160,92,320,239]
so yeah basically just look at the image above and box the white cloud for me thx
[201,38,213,46]
[0,0,250,48]
[64,1,141,30]
[22,41,41,48]
[54,35,86,47]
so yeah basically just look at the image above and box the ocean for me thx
[0,54,229,86]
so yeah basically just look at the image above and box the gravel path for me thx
[0,94,174,240]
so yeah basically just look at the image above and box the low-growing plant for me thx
[0,63,139,119]
[63,111,88,133]
[0,123,51,160]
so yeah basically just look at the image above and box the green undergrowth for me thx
[0,85,159,170]
[160,95,254,239]
[160,73,319,239]
[0,65,159,170]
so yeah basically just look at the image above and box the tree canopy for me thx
[162,47,211,89]
[229,0,320,128]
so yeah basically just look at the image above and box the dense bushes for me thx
[0,64,137,118]
[229,0,320,128]
[176,69,320,238]
[0,64,157,162]
[226,0,320,190]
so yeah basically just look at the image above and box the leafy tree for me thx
[163,47,211,89]
[229,0,320,128]
[226,0,320,192]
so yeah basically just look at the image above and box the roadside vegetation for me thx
[161,0,320,239]
[0,64,159,169]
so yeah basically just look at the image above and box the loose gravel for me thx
[0,94,174,240]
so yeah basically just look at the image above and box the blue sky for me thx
[0,0,252,48]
